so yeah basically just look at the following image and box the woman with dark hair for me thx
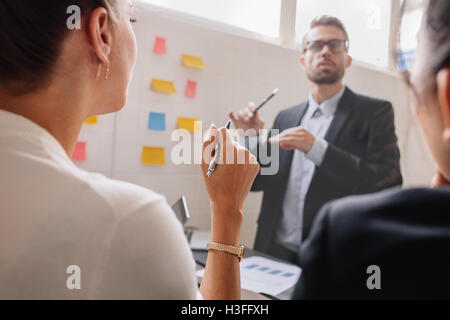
[0,1,259,299]
[293,0,450,299]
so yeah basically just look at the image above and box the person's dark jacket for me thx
[292,187,450,299]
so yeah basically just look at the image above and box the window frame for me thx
[137,0,403,75]
[136,0,285,46]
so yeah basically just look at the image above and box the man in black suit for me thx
[230,16,402,264]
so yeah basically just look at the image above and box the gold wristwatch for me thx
[207,242,245,262]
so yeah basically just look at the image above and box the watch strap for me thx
[207,242,245,262]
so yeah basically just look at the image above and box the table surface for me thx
[193,248,296,300]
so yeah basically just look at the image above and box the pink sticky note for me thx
[72,141,87,162]
[185,80,197,99]
[153,36,167,55]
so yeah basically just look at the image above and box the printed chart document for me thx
[196,256,302,296]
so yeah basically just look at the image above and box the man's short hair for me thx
[302,15,350,53]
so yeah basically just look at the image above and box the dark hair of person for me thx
[423,0,450,77]
[302,15,350,53]
[0,1,116,96]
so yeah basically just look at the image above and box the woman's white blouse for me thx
[0,109,201,299]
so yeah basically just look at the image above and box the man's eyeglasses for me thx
[304,39,349,54]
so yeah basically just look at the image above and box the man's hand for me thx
[269,126,316,153]
[229,103,265,136]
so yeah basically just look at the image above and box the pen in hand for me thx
[206,120,232,178]
[254,88,279,112]
[208,88,279,178]
[229,88,279,127]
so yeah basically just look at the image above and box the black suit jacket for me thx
[292,187,450,299]
[252,87,403,253]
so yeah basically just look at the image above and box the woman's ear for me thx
[345,54,353,69]
[299,55,306,69]
[436,69,450,144]
[88,7,112,64]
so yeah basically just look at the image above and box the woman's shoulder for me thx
[71,169,173,221]
[79,173,198,299]
[304,187,450,261]
[320,187,450,230]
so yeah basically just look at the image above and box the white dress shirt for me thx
[0,109,201,299]
[276,87,345,252]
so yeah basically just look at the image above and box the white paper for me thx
[196,256,302,296]
[189,230,211,250]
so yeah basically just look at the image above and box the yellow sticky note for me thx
[182,54,206,69]
[152,79,177,93]
[142,146,166,165]
[84,116,98,124]
[178,117,201,132]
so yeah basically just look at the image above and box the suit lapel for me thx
[288,102,309,130]
[324,87,356,145]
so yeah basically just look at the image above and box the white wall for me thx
[76,2,435,248]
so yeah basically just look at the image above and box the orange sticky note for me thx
[182,54,206,69]
[84,116,98,124]
[185,80,197,99]
[178,117,201,132]
[152,79,177,93]
[153,36,167,55]
[142,146,166,165]
[72,142,87,162]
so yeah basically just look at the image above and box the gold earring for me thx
[105,65,110,80]
[96,64,102,80]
